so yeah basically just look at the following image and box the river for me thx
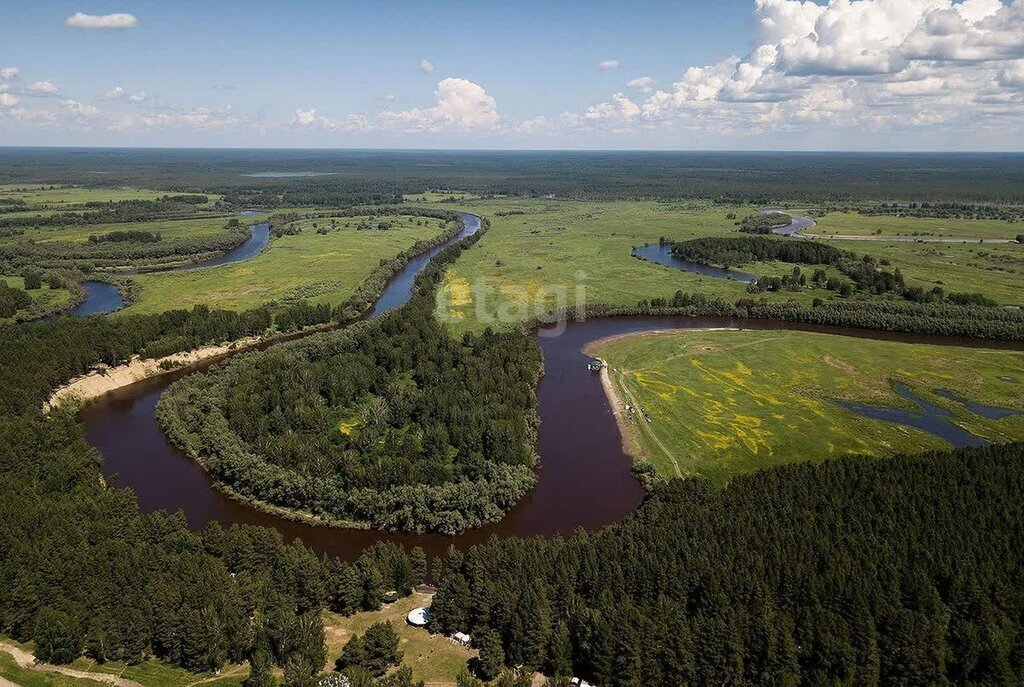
[78,220,1023,561]
[68,221,273,316]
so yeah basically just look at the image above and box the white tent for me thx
[451,631,471,646]
[406,606,430,627]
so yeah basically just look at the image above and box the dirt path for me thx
[595,363,683,478]
[0,640,143,687]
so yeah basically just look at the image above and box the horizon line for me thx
[1,145,1023,155]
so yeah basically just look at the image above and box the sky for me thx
[1,0,1022,150]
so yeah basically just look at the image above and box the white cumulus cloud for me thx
[61,99,100,117]
[626,76,656,93]
[26,80,59,96]
[65,12,138,30]
[99,86,147,102]
[291,78,501,134]
[419,58,434,73]
[561,0,1024,144]
[599,59,620,70]
[380,78,501,132]
[0,68,18,80]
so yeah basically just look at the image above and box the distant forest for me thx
[0,149,1022,203]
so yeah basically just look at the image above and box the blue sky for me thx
[1,1,1022,149]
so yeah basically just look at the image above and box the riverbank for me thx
[583,327,1024,483]
[45,334,266,411]
[584,328,741,478]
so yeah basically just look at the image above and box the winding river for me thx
[76,212,1024,562]
[68,220,273,316]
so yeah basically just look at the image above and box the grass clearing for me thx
[402,190,485,203]
[0,652,108,687]
[14,217,240,245]
[122,215,447,314]
[588,329,1024,483]
[435,199,1024,333]
[0,275,74,323]
[323,593,473,685]
[813,211,1020,240]
[0,185,188,207]
[66,658,247,687]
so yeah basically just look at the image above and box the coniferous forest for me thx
[1,150,1023,686]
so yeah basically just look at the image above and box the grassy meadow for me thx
[0,275,74,323]
[0,184,191,207]
[323,594,473,685]
[12,216,242,244]
[436,199,760,332]
[122,215,446,314]
[432,199,1024,332]
[812,210,1021,240]
[587,329,1024,483]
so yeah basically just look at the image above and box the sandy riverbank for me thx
[45,335,264,411]
[583,327,742,477]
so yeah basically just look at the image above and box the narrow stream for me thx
[837,383,989,448]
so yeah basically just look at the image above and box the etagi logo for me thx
[435,271,589,337]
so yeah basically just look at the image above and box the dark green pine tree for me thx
[429,574,470,635]
[507,585,551,668]
[245,647,276,687]
[363,621,402,675]
[330,562,363,616]
[547,620,573,677]
[33,607,82,664]
[476,629,505,681]
[358,560,385,612]
[409,547,427,586]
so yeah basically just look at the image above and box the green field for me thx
[0,275,74,323]
[122,215,446,314]
[10,216,242,244]
[587,329,1024,483]
[436,199,758,332]
[435,199,1024,333]
[402,190,485,203]
[813,211,1021,240]
[66,657,247,687]
[0,652,108,687]
[0,185,192,207]
[323,594,473,685]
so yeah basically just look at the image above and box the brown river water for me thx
[77,214,1024,561]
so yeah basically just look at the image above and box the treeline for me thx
[0,195,219,228]
[0,405,440,683]
[860,201,1024,222]
[222,185,404,210]
[87,229,162,243]
[0,281,31,317]
[0,305,275,413]
[548,289,1024,342]
[157,261,542,533]
[11,148,1022,203]
[0,222,250,271]
[737,212,791,233]
[429,443,1024,685]
[672,235,999,306]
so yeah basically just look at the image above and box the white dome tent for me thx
[406,606,430,627]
